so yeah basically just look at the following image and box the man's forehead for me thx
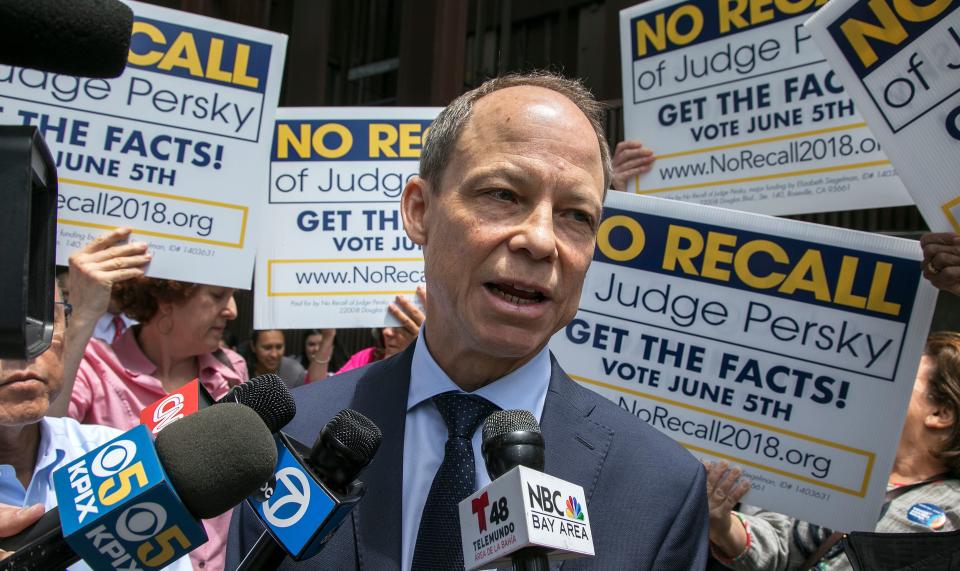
[470,85,590,131]
[454,86,602,169]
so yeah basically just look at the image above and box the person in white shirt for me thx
[0,285,189,570]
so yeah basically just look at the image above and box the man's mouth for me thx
[0,372,43,387]
[485,282,547,305]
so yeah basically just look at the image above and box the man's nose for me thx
[510,203,558,261]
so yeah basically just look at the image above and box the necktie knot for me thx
[432,392,498,439]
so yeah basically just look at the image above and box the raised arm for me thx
[47,228,150,417]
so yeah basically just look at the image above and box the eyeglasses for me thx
[55,301,72,326]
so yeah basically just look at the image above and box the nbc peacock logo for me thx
[565,496,584,521]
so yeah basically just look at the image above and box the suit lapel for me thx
[539,354,614,517]
[348,345,414,570]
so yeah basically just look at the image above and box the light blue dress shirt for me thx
[0,417,191,571]
[400,333,551,571]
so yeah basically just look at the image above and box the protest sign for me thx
[550,191,937,531]
[806,0,960,232]
[618,0,912,215]
[0,0,286,288]
[254,107,439,329]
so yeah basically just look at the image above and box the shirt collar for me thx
[113,326,157,376]
[114,328,242,387]
[34,418,65,476]
[407,331,551,422]
[198,351,244,386]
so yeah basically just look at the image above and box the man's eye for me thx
[488,189,517,202]
[567,210,596,227]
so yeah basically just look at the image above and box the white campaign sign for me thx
[619,0,912,215]
[550,191,937,531]
[805,0,960,232]
[0,0,286,288]
[254,107,439,328]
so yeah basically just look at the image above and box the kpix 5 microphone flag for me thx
[14,404,278,570]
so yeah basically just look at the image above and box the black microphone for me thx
[217,373,296,434]
[0,404,277,571]
[482,410,549,571]
[237,409,383,570]
[0,0,133,78]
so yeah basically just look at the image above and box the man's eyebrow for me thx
[564,188,604,211]
[460,163,530,188]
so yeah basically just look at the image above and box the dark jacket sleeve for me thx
[652,462,710,570]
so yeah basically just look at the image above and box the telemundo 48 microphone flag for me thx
[458,466,595,570]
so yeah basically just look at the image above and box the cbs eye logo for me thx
[116,502,192,567]
[597,215,645,262]
[92,440,148,506]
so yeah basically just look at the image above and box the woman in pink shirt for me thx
[51,228,245,571]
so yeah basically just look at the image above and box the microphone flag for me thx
[458,466,594,571]
[139,379,203,434]
[246,433,362,560]
[52,424,206,569]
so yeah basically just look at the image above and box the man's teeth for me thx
[492,286,539,305]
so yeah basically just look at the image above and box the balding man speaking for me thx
[228,72,708,570]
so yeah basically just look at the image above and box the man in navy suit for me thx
[227,72,708,570]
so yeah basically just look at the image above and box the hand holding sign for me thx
[384,286,426,356]
[921,233,960,296]
[66,227,151,325]
[704,461,751,560]
[611,140,656,192]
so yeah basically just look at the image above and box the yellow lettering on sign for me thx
[369,124,399,158]
[839,0,908,68]
[663,224,704,275]
[734,239,788,289]
[779,249,831,302]
[276,123,312,160]
[702,231,738,281]
[128,22,166,67]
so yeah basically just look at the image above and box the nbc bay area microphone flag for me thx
[458,466,594,571]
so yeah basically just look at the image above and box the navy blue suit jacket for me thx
[226,345,709,569]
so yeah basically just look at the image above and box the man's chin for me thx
[475,327,551,360]
[0,400,50,427]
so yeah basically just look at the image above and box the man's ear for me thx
[926,403,956,430]
[401,175,430,246]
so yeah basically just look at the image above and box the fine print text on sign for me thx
[618,0,912,215]
[551,191,937,531]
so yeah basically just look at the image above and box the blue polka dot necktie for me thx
[412,392,499,570]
